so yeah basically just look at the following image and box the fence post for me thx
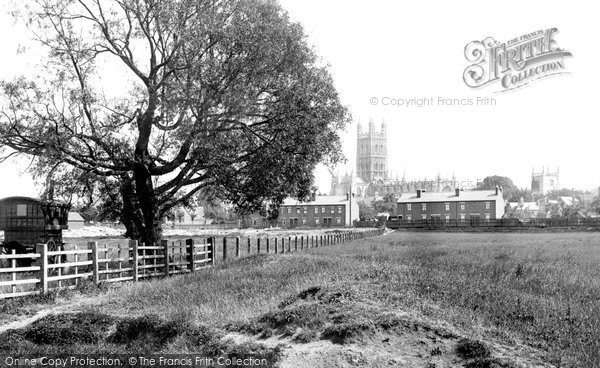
[36,243,48,294]
[90,242,99,285]
[266,238,270,254]
[130,240,139,282]
[281,238,285,254]
[301,236,304,250]
[186,239,195,273]
[161,240,169,277]
[223,238,228,261]
[236,237,240,258]
[257,238,261,253]
[294,236,297,251]
[247,238,251,255]
[275,238,278,254]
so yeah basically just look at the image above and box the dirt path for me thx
[0,293,102,334]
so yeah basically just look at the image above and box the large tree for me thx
[476,175,520,200]
[0,0,348,245]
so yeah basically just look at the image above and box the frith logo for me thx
[463,28,572,92]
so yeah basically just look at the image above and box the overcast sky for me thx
[0,0,598,199]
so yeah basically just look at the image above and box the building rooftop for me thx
[282,195,350,206]
[68,212,85,222]
[397,190,501,204]
[508,202,540,211]
[559,196,575,206]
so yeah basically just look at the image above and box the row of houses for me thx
[251,187,506,228]
[396,187,505,222]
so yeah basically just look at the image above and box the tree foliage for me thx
[0,0,349,244]
[357,200,375,221]
[476,175,519,200]
[372,194,396,215]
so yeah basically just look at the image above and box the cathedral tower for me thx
[356,119,388,183]
[531,167,560,194]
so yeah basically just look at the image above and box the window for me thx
[422,214,427,220]
[315,218,320,226]
[302,219,307,225]
[16,205,27,217]
[337,206,342,214]
[460,204,465,211]
[422,203,426,211]
[281,219,286,226]
[407,204,412,211]
[321,207,325,213]
[336,217,341,225]
[330,206,334,213]
[314,207,318,214]
[296,207,301,214]
[445,215,450,222]
[445,204,450,211]
[407,215,412,221]
[288,208,292,214]
[485,202,491,210]
[485,213,490,221]
[460,214,465,221]
[303,207,307,214]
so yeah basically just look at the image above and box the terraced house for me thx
[397,187,505,223]
[278,195,360,228]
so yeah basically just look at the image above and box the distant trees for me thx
[590,198,600,216]
[372,194,397,215]
[358,201,375,221]
[476,175,520,200]
[545,189,585,200]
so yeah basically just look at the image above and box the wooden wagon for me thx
[0,196,70,267]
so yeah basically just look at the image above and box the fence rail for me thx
[387,218,600,230]
[0,229,384,300]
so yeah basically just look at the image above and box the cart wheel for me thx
[47,239,66,264]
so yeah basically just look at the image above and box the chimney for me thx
[455,188,460,197]
[416,189,421,198]
[495,185,499,195]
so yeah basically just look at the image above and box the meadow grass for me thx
[2,231,600,366]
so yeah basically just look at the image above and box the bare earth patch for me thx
[226,317,554,368]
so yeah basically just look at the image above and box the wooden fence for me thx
[0,229,384,300]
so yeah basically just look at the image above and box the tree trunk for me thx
[119,173,164,246]
[120,174,143,241]
[134,163,162,246]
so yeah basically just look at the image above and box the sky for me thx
[0,0,598,199]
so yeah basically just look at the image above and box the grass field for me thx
[1,231,599,367]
